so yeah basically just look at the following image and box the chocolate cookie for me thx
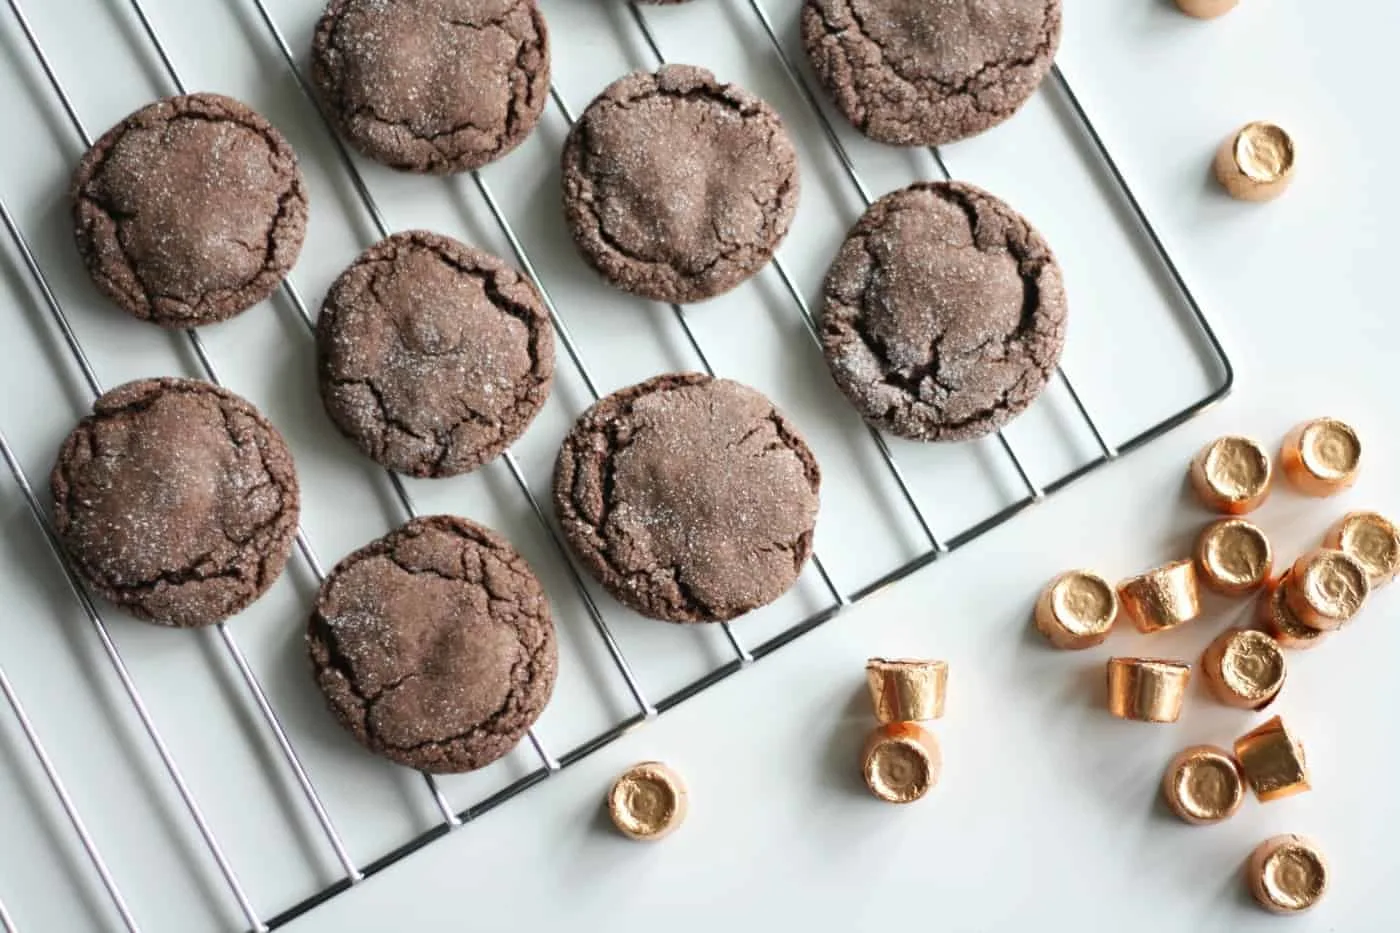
[801,0,1062,146]
[308,515,557,773]
[560,65,800,304]
[71,93,308,328]
[311,0,550,174]
[554,373,820,623]
[317,231,554,478]
[50,378,301,628]
[820,181,1067,442]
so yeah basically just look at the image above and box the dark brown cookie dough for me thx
[821,181,1067,442]
[317,231,554,478]
[308,515,557,773]
[311,0,550,174]
[560,65,800,304]
[801,0,1062,146]
[554,373,820,623]
[71,93,308,328]
[50,378,301,628]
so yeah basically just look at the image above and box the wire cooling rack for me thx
[0,1,1232,930]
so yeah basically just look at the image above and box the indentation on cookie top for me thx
[317,231,554,478]
[308,515,557,773]
[50,377,301,628]
[70,93,308,328]
[561,65,800,304]
[554,373,821,623]
[311,0,550,174]
[820,181,1067,443]
[801,0,1063,146]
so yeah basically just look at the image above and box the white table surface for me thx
[0,0,1393,930]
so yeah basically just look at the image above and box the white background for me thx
[0,0,1392,930]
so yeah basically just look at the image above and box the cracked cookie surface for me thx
[70,93,308,328]
[554,373,820,623]
[317,231,554,478]
[51,378,301,627]
[801,0,1062,146]
[560,65,800,304]
[308,515,557,773]
[821,181,1067,442]
[311,0,550,174]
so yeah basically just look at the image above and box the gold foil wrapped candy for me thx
[1194,518,1272,595]
[1248,835,1329,914]
[1234,716,1310,802]
[1280,417,1360,496]
[1285,549,1369,631]
[1175,0,1239,18]
[1215,122,1296,202]
[1258,573,1328,650]
[865,658,947,722]
[861,722,941,804]
[1034,571,1118,649]
[1106,658,1191,723]
[1118,560,1202,634]
[607,762,688,841]
[1162,745,1245,824]
[1189,435,1273,514]
[1202,629,1286,709]
[1324,511,1400,586]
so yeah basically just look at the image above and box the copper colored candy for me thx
[1106,658,1191,723]
[861,722,941,804]
[1195,518,1272,595]
[1215,122,1296,202]
[1162,745,1245,824]
[1175,0,1239,18]
[1034,571,1118,650]
[1259,573,1328,650]
[607,762,688,841]
[865,658,947,723]
[1324,511,1400,586]
[1189,435,1272,514]
[1118,560,1201,634]
[1280,418,1360,496]
[1248,835,1329,914]
[1234,716,1310,802]
[1285,549,1369,631]
[1202,629,1286,710]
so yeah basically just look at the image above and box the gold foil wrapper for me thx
[1106,658,1191,723]
[1215,122,1296,202]
[1285,549,1369,631]
[1248,835,1329,914]
[1202,628,1287,710]
[1175,0,1240,18]
[1280,418,1360,496]
[1117,560,1202,634]
[1195,518,1272,595]
[1189,435,1273,514]
[1234,716,1310,802]
[865,658,947,722]
[1258,573,1328,650]
[861,722,941,804]
[1162,744,1245,824]
[607,761,688,841]
[1324,511,1400,586]
[1034,571,1118,650]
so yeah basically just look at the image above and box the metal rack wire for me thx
[0,1,1233,930]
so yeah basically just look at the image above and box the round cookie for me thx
[560,65,800,304]
[50,378,301,628]
[311,0,550,174]
[554,373,820,623]
[820,181,1067,442]
[317,231,554,478]
[308,515,557,773]
[71,93,308,328]
[801,0,1062,146]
